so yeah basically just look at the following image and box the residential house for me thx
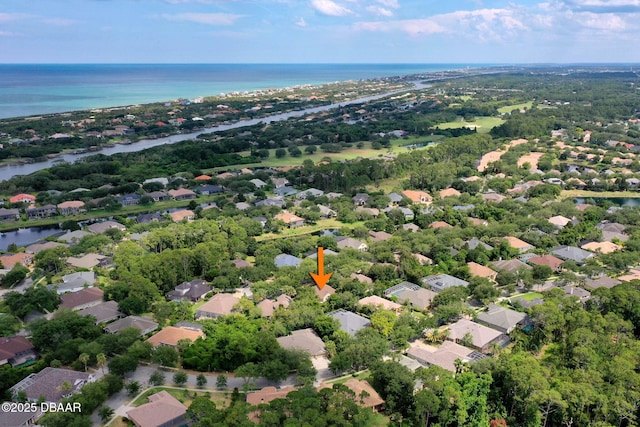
[247,386,295,406]
[421,274,469,292]
[49,272,96,294]
[503,236,535,253]
[235,202,251,211]
[194,174,212,181]
[233,259,252,269]
[317,204,337,218]
[0,410,41,427]
[358,296,402,313]
[9,194,36,204]
[274,186,298,197]
[402,223,420,232]
[26,241,66,255]
[10,367,94,403]
[60,287,104,311]
[476,304,529,334]
[169,209,195,222]
[387,192,403,205]
[563,285,591,302]
[0,336,37,367]
[270,177,290,188]
[527,254,564,271]
[257,295,292,317]
[314,284,336,302]
[384,282,437,310]
[57,201,85,215]
[439,188,461,198]
[491,258,532,273]
[350,273,373,285]
[338,379,384,412]
[274,253,302,268]
[115,193,141,207]
[465,238,493,251]
[481,192,506,203]
[66,254,107,269]
[168,188,197,200]
[407,341,482,373]
[429,221,452,229]
[126,391,188,427]
[583,276,622,290]
[87,220,125,234]
[336,237,368,251]
[352,193,370,206]
[550,245,595,265]
[58,230,91,244]
[548,215,572,229]
[26,204,57,220]
[328,309,371,337]
[581,241,622,254]
[0,253,33,269]
[168,279,212,302]
[104,316,158,335]
[254,197,285,208]
[467,262,498,281]
[0,208,19,221]
[402,190,432,204]
[195,294,240,319]
[77,301,123,324]
[446,319,510,354]
[197,185,224,195]
[296,188,324,199]
[276,328,326,357]
[274,211,305,228]
[250,178,268,189]
[369,230,393,242]
[145,191,170,202]
[147,326,204,347]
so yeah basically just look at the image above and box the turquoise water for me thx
[0,64,478,119]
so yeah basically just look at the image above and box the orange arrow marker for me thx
[310,247,333,290]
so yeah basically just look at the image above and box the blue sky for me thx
[1,0,639,63]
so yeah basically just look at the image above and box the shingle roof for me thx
[77,300,122,324]
[103,315,158,334]
[447,319,505,348]
[476,304,527,333]
[60,287,103,310]
[527,254,563,270]
[10,367,91,402]
[276,328,326,356]
[147,326,204,347]
[329,309,371,336]
[126,391,187,427]
[358,296,401,311]
[550,245,594,264]
[274,253,302,267]
[196,294,240,317]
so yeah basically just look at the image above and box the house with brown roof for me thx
[26,241,66,255]
[503,236,535,253]
[467,262,497,281]
[0,336,37,367]
[368,230,393,242]
[402,190,432,204]
[87,220,125,234]
[247,386,295,406]
[358,295,402,313]
[57,201,85,215]
[195,294,240,319]
[168,188,197,200]
[194,174,212,181]
[581,241,622,254]
[170,209,195,222]
[548,215,572,229]
[147,326,204,347]
[276,328,326,357]
[314,284,336,302]
[257,295,292,317]
[274,211,305,228]
[439,188,461,198]
[491,259,531,274]
[407,341,478,373]
[0,252,33,269]
[78,300,123,324]
[126,391,187,427]
[429,221,453,229]
[527,254,563,271]
[583,276,622,290]
[66,253,107,269]
[60,287,104,311]
[341,379,385,412]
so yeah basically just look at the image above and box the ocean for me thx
[0,64,476,119]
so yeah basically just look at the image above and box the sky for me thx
[0,0,639,64]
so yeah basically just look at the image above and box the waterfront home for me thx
[87,220,125,234]
[0,208,19,221]
[168,188,197,200]
[26,204,57,219]
[9,194,36,204]
[57,200,85,215]
[170,209,195,222]
[115,193,141,207]
[274,211,305,228]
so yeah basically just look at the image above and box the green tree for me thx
[216,374,228,389]
[125,380,141,396]
[196,373,208,388]
[98,406,114,423]
[173,371,188,386]
[152,345,179,367]
[149,370,165,386]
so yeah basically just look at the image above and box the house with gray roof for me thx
[250,178,268,188]
[0,208,19,221]
[254,197,285,208]
[49,271,96,295]
[274,253,302,268]
[78,300,123,324]
[87,220,125,234]
[465,237,493,251]
[10,367,94,403]
[387,192,403,204]
[168,279,212,302]
[336,237,368,251]
[296,188,324,199]
[583,276,622,290]
[329,309,371,337]
[491,259,532,274]
[104,315,158,335]
[384,282,437,310]
[550,245,595,265]
[476,304,529,334]
[421,274,469,292]
[352,193,369,206]
[407,341,485,373]
[58,230,91,244]
[274,186,298,197]
[563,285,591,303]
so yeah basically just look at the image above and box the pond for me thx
[0,225,63,251]
[575,197,640,208]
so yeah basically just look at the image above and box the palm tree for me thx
[96,353,106,374]
[79,353,90,372]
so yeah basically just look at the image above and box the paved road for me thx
[94,363,334,426]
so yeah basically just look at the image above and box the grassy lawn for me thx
[132,387,231,408]
[518,292,544,301]
[328,371,371,386]
[205,139,409,173]
[560,190,640,199]
[436,116,504,134]
[497,102,533,114]
[366,413,391,426]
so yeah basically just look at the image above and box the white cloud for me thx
[161,12,243,25]
[0,13,30,23]
[575,11,627,29]
[311,0,353,16]
[295,17,308,27]
[376,0,399,8]
[366,5,393,16]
